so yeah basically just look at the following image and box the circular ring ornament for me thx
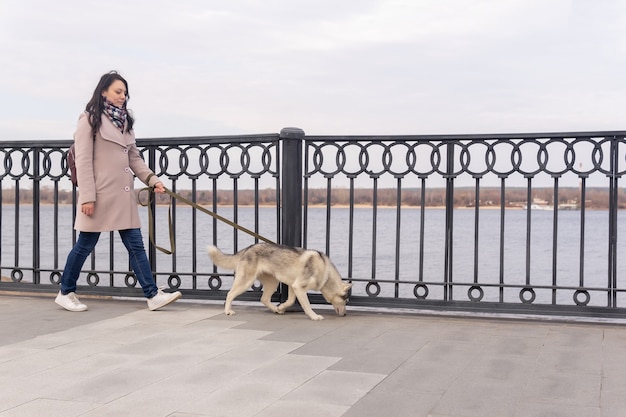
[11,269,23,282]
[519,287,536,304]
[366,281,381,297]
[413,284,429,300]
[87,273,99,286]
[468,285,484,302]
[125,274,138,288]
[50,271,62,285]
[168,275,181,289]
[573,289,590,306]
[208,276,222,290]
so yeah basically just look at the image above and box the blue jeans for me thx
[60,229,158,298]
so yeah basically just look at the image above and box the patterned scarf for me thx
[103,100,127,132]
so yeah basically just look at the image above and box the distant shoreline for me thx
[1,203,594,210]
[3,185,613,209]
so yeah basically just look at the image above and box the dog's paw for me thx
[224,309,236,316]
[276,304,286,314]
[309,314,324,321]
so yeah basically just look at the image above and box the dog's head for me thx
[322,281,352,317]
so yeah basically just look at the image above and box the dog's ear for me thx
[341,282,352,303]
[341,282,353,300]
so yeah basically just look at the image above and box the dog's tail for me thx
[207,245,241,270]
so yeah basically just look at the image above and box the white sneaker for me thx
[55,291,88,312]
[147,288,182,311]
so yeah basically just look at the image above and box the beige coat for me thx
[73,112,160,232]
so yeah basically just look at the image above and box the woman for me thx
[55,71,182,312]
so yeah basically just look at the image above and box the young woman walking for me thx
[55,71,181,312]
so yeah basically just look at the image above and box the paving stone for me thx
[0,294,625,417]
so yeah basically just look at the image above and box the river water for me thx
[2,204,625,308]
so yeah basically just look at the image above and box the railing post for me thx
[608,135,619,308]
[280,127,305,247]
[32,147,41,284]
[146,145,158,276]
[280,127,305,302]
[444,141,455,302]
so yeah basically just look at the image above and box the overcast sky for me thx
[1,0,625,140]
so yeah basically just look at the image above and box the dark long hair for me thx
[84,71,135,137]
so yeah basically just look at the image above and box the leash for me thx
[138,185,275,254]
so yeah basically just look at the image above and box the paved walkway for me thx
[0,293,625,417]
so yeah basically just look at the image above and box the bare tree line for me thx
[2,186,622,208]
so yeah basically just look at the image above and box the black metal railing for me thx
[2,129,626,318]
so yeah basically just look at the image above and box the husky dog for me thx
[207,243,352,320]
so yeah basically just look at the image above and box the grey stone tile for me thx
[166,414,212,417]
[342,388,442,417]
[0,392,39,415]
[79,361,230,417]
[429,322,498,344]
[600,340,626,386]
[0,294,625,417]
[362,327,433,351]
[513,403,600,417]
[47,361,170,403]
[0,346,39,366]
[209,339,304,368]
[191,327,273,347]
[0,295,130,346]
[19,352,140,395]
[0,347,70,378]
[521,372,601,407]
[465,356,531,382]
[600,388,626,416]
[330,347,415,374]
[283,370,386,406]
[379,362,454,396]
[259,320,347,344]
[543,324,605,347]
[85,322,174,345]
[291,322,397,358]
[104,331,203,357]
[430,373,524,417]
[79,391,181,417]
[102,347,340,417]
[601,373,626,391]
[255,400,349,417]
[602,326,626,344]
[378,339,484,395]
[478,334,545,357]
[180,381,291,417]
[534,346,603,376]
[245,353,341,385]
[489,320,552,338]
[0,398,99,417]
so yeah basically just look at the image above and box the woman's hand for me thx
[153,182,165,194]
[81,202,95,216]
